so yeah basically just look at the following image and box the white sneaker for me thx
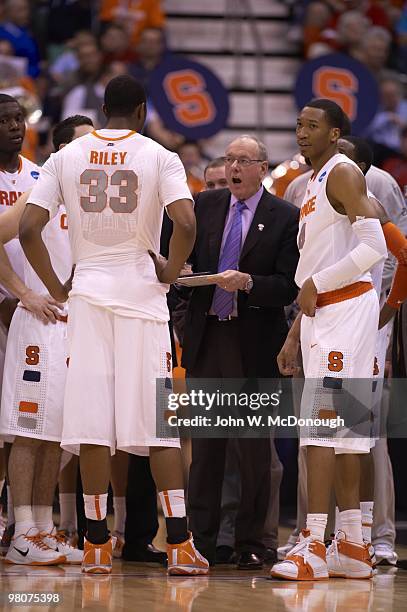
[277,534,298,561]
[374,543,398,566]
[4,528,66,566]
[41,528,83,564]
[326,531,372,579]
[270,530,328,581]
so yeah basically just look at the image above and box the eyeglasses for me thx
[222,156,265,167]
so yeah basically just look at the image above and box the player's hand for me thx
[149,251,179,284]
[0,297,18,329]
[20,289,64,324]
[379,302,398,329]
[277,337,300,376]
[215,270,249,292]
[297,277,318,317]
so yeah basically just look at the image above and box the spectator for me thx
[99,0,165,46]
[144,104,184,151]
[382,125,407,193]
[129,27,167,93]
[335,10,370,56]
[62,41,105,93]
[177,141,206,197]
[0,0,41,78]
[356,26,392,76]
[62,61,127,126]
[365,75,407,154]
[49,31,97,85]
[100,23,137,64]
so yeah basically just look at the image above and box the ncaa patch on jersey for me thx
[318,171,327,183]
[30,171,40,180]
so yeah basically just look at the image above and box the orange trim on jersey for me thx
[318,409,337,420]
[91,130,136,141]
[94,495,102,520]
[316,281,373,308]
[162,490,173,517]
[19,401,38,414]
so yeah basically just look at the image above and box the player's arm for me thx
[150,199,196,283]
[0,190,30,244]
[19,204,68,302]
[277,311,302,376]
[0,188,63,323]
[298,163,387,316]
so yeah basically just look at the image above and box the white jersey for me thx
[295,153,371,289]
[367,189,385,301]
[23,206,72,297]
[0,156,39,295]
[28,129,193,321]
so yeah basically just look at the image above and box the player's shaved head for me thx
[52,115,94,150]
[338,135,373,175]
[103,75,146,118]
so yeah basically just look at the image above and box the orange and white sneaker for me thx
[326,531,372,579]
[167,533,209,576]
[81,536,115,574]
[4,528,66,566]
[41,528,83,564]
[270,530,328,581]
[112,531,124,559]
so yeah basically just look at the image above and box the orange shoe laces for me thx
[25,534,51,551]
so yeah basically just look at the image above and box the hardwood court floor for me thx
[1,526,407,611]
[0,560,405,611]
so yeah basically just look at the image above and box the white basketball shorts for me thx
[0,306,68,442]
[300,284,379,454]
[61,297,180,456]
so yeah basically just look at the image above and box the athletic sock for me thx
[339,509,364,544]
[32,505,54,534]
[158,489,188,544]
[83,493,109,545]
[14,506,36,538]
[306,513,328,541]
[59,493,77,532]
[360,501,374,543]
[87,518,109,545]
[113,496,126,534]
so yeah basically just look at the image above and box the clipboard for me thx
[175,272,221,287]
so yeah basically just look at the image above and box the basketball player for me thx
[0,115,95,566]
[19,75,209,576]
[271,99,387,580]
[278,133,407,565]
[0,94,62,553]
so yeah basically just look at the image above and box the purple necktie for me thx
[212,200,246,319]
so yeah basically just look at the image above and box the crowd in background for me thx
[0,1,405,199]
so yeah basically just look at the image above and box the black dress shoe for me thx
[236,551,263,570]
[263,547,278,566]
[216,545,235,564]
[122,543,167,565]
